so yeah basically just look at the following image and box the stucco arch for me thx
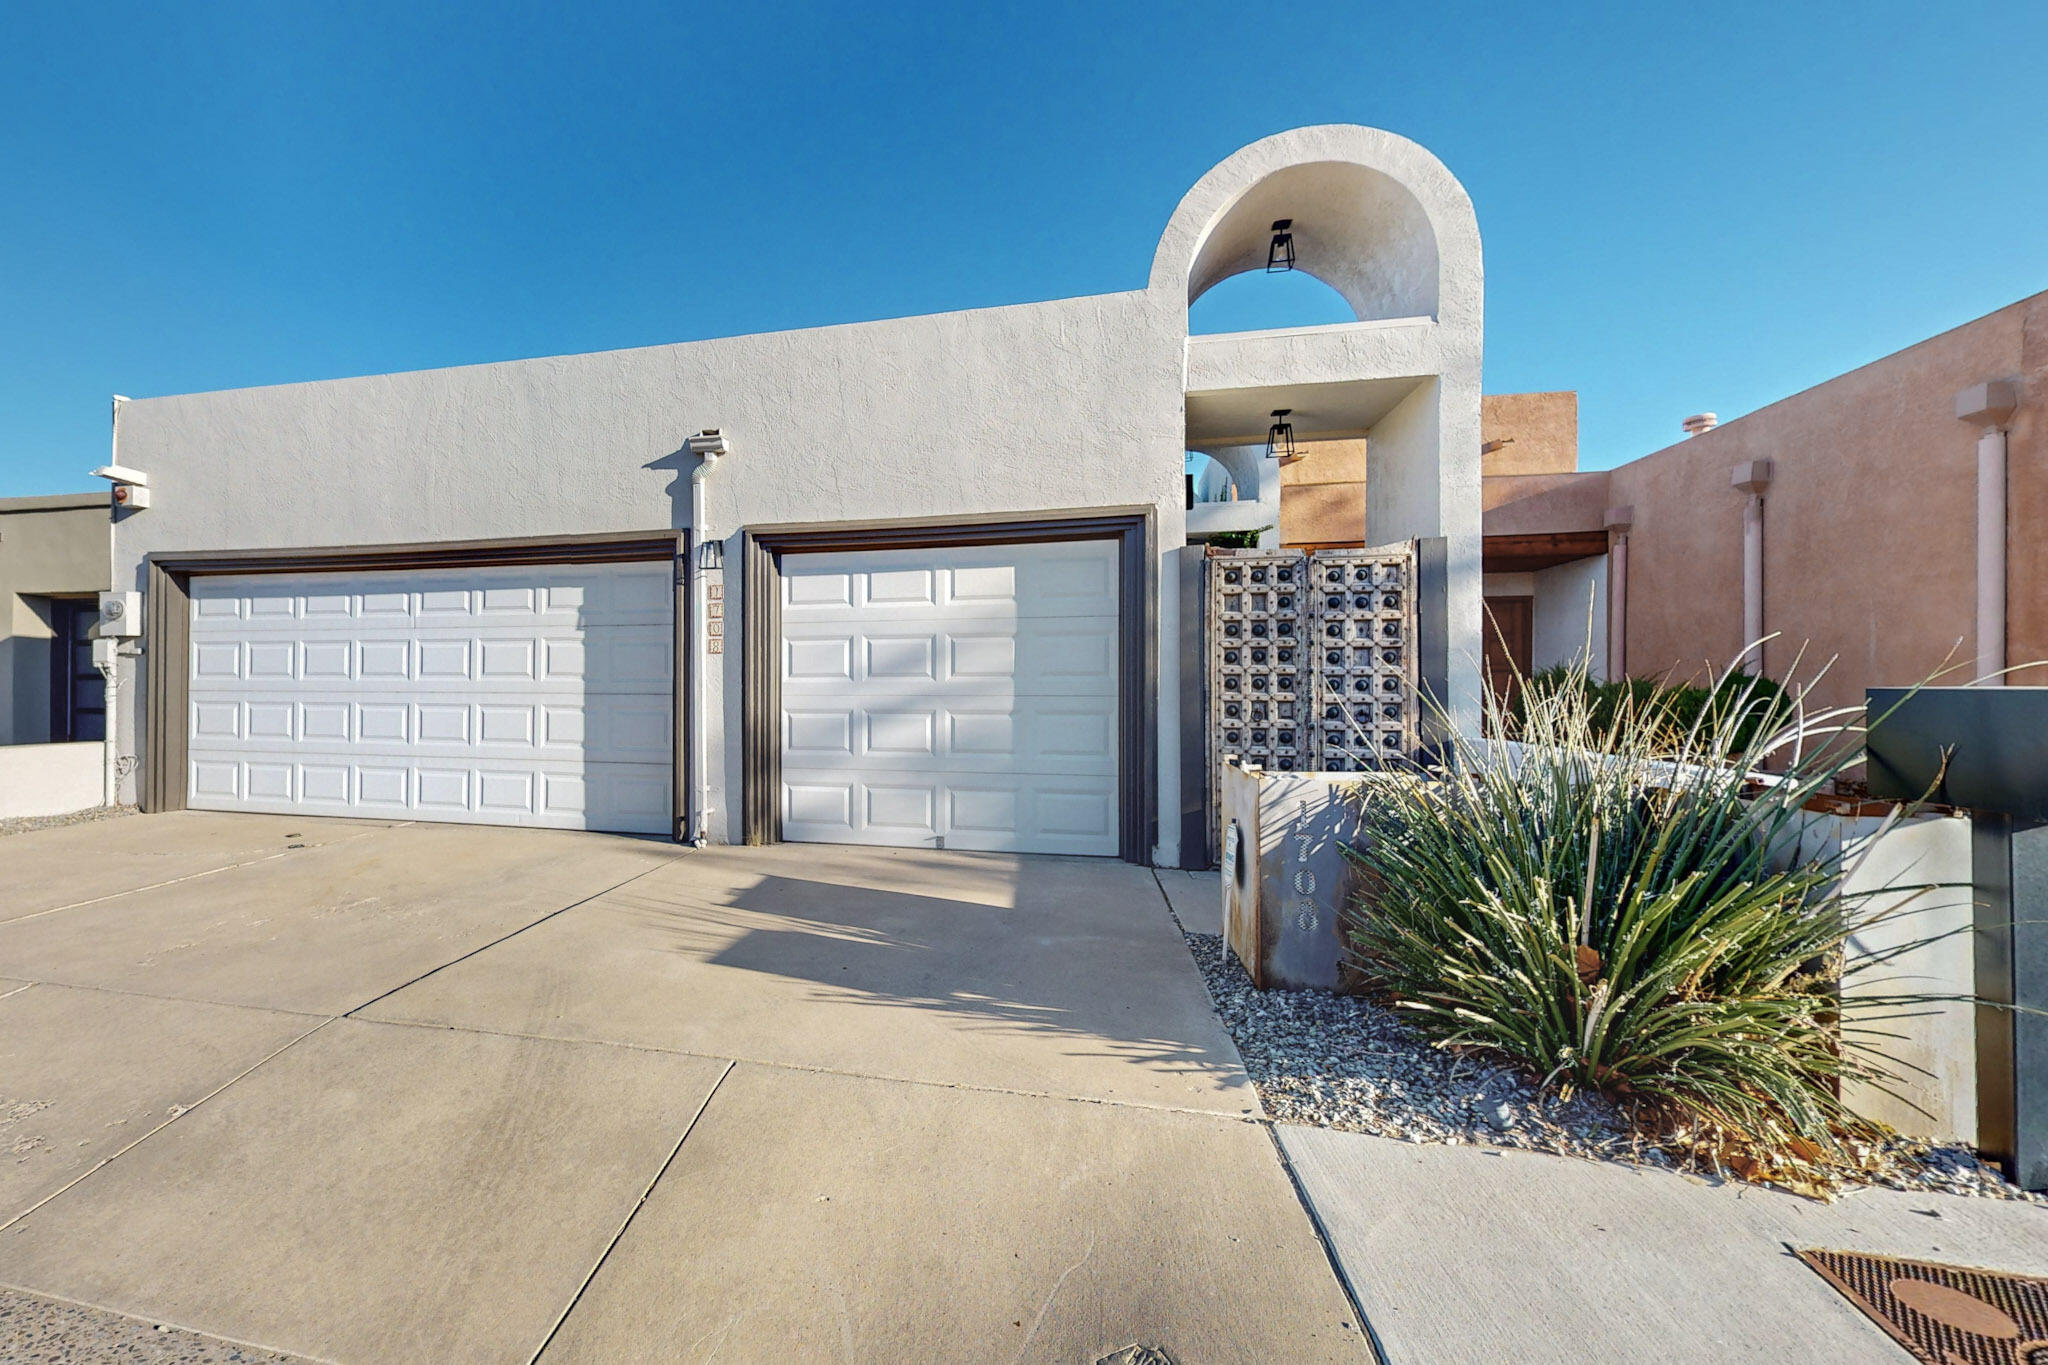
[1157,125,1487,739]
[1150,125,1482,335]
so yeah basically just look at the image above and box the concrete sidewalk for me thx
[1279,1124,2048,1364]
[0,813,1367,1362]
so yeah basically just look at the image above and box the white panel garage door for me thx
[779,540,1120,856]
[187,562,672,834]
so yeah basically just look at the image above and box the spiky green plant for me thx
[1507,666,1793,752]
[1337,654,1932,1170]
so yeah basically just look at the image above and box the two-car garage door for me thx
[186,562,673,834]
[778,540,1122,856]
[179,539,1124,854]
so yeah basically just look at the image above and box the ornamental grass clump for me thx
[1338,657,1931,1183]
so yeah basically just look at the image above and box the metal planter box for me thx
[1219,760,1364,990]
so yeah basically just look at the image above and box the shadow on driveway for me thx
[677,870,1243,1085]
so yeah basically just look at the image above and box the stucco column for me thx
[1603,505,1633,683]
[1731,461,1773,676]
[1958,381,2019,684]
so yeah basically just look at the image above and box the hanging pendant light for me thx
[1266,219,1296,273]
[1266,409,1297,461]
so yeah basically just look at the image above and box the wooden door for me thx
[1483,596,1534,712]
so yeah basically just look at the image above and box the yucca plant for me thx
[1507,665,1793,752]
[1336,651,1940,1180]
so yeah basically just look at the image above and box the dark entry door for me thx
[1483,595,1534,710]
[50,599,103,741]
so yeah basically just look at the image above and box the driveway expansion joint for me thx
[0,975,337,1021]
[528,1059,736,1364]
[0,824,396,927]
[350,1010,1268,1123]
[340,860,675,1020]
[1260,1124,1388,1365]
[0,1017,337,1236]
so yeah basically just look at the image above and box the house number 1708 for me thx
[1290,805,1317,935]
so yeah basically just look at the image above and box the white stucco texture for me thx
[107,124,1485,862]
[1534,555,1608,679]
[0,740,104,819]
[1157,126,1484,726]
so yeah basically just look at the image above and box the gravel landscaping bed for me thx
[0,804,136,840]
[0,1285,307,1363]
[1185,930,2044,1204]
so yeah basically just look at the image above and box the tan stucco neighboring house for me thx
[1474,392,1609,697]
[1480,289,2046,716]
[0,492,111,745]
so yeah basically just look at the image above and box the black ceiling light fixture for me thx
[1266,409,1298,461]
[1266,218,1296,272]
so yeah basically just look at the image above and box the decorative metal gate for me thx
[1203,542,1420,861]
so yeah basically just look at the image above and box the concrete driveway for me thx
[0,813,1365,1363]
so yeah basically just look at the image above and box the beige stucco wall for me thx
[1481,470,1611,536]
[1607,290,2045,710]
[0,494,110,744]
[2002,295,2048,677]
[1481,391,1578,476]
[1278,438,1366,545]
[1289,391,1579,548]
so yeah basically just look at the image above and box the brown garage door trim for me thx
[740,510,1156,864]
[143,530,691,838]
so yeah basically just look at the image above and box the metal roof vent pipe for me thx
[1682,412,1719,437]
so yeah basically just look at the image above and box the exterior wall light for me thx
[1266,409,1298,461]
[1266,219,1296,272]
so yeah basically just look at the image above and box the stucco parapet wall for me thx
[0,493,109,513]
[1186,319,1439,391]
[1480,392,1579,476]
[1482,471,1612,536]
[109,287,1183,560]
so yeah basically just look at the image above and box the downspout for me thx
[684,429,730,845]
[100,396,127,809]
[1958,382,2018,684]
[1603,505,1633,683]
[1731,460,1774,675]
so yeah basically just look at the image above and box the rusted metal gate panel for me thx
[1205,551,1308,864]
[1307,544,1419,773]
[1202,542,1419,863]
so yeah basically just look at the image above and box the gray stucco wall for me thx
[0,494,110,744]
[105,123,1485,867]
[109,289,1195,857]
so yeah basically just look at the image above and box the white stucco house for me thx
[102,125,1482,868]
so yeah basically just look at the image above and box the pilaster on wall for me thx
[1369,377,1482,733]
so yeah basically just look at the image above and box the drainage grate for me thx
[1796,1247,2048,1364]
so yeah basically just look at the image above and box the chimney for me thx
[1682,412,1719,437]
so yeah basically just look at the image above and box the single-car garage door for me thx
[779,540,1119,855]
[187,562,672,834]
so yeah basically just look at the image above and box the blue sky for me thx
[3,2,2044,496]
